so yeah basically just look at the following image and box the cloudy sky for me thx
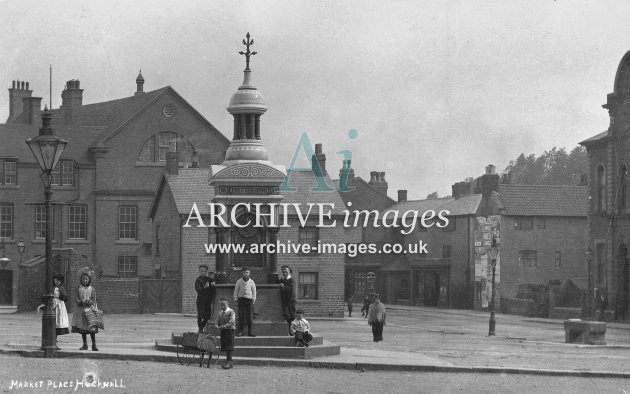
[1,1,628,198]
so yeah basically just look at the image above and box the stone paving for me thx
[1,305,629,376]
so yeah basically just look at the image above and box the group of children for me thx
[42,268,102,352]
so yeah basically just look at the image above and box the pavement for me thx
[1,305,629,378]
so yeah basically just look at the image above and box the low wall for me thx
[549,307,582,320]
[500,297,535,317]
[97,277,141,314]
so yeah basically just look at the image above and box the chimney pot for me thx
[486,164,496,175]
[12,80,15,89]
[315,143,323,154]
[369,171,378,184]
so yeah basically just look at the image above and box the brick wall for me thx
[500,215,587,299]
[97,277,141,314]
[181,223,215,314]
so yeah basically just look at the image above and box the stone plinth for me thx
[563,320,607,345]
[213,283,287,336]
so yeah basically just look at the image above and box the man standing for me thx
[195,265,215,331]
[233,267,256,337]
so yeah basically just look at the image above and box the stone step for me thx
[155,340,340,359]
[171,333,324,347]
[0,306,17,314]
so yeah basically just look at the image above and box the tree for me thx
[426,191,439,199]
[503,146,588,186]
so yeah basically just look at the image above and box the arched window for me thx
[619,165,628,212]
[138,132,195,165]
[597,164,606,212]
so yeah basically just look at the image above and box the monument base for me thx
[213,283,287,336]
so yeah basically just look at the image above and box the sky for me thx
[0,0,628,199]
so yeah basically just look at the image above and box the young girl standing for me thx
[71,270,99,351]
[52,273,70,338]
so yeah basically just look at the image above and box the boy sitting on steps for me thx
[289,309,313,347]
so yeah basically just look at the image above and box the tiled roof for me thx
[497,184,587,217]
[335,176,395,211]
[391,194,482,216]
[150,168,346,218]
[164,168,213,215]
[579,130,609,145]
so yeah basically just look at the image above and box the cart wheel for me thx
[177,344,198,366]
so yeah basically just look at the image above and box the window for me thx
[118,205,138,240]
[442,245,452,258]
[597,164,606,212]
[34,205,56,240]
[514,217,533,230]
[537,218,546,229]
[298,227,319,253]
[144,243,152,255]
[0,159,17,185]
[0,204,13,238]
[442,218,456,232]
[554,251,561,267]
[117,256,137,277]
[299,272,318,299]
[51,160,74,186]
[596,242,605,283]
[518,250,537,267]
[68,205,87,240]
[137,132,195,164]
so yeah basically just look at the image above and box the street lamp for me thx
[487,236,500,336]
[584,247,594,320]
[26,109,67,357]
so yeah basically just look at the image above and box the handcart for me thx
[177,324,221,368]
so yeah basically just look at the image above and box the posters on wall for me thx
[474,215,501,308]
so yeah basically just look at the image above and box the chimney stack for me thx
[369,171,388,196]
[312,143,327,176]
[339,159,355,186]
[21,96,42,125]
[479,164,500,198]
[7,80,33,123]
[398,189,407,203]
[61,79,83,124]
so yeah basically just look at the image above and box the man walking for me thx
[233,267,256,337]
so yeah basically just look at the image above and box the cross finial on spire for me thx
[238,32,257,71]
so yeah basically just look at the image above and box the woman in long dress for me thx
[367,294,386,342]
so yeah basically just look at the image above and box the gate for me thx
[141,279,180,313]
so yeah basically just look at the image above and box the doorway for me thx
[0,270,13,305]
[414,269,449,307]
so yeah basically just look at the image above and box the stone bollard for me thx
[563,319,606,345]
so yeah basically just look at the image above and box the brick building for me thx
[148,58,347,316]
[0,74,229,310]
[374,166,587,312]
[580,51,630,320]
[335,161,396,303]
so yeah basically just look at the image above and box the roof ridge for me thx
[500,184,587,188]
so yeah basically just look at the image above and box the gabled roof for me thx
[148,168,212,218]
[1,85,228,164]
[391,194,482,217]
[496,184,587,217]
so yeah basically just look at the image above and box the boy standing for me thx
[290,309,313,347]
[233,267,256,337]
[195,265,215,331]
[216,297,236,369]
